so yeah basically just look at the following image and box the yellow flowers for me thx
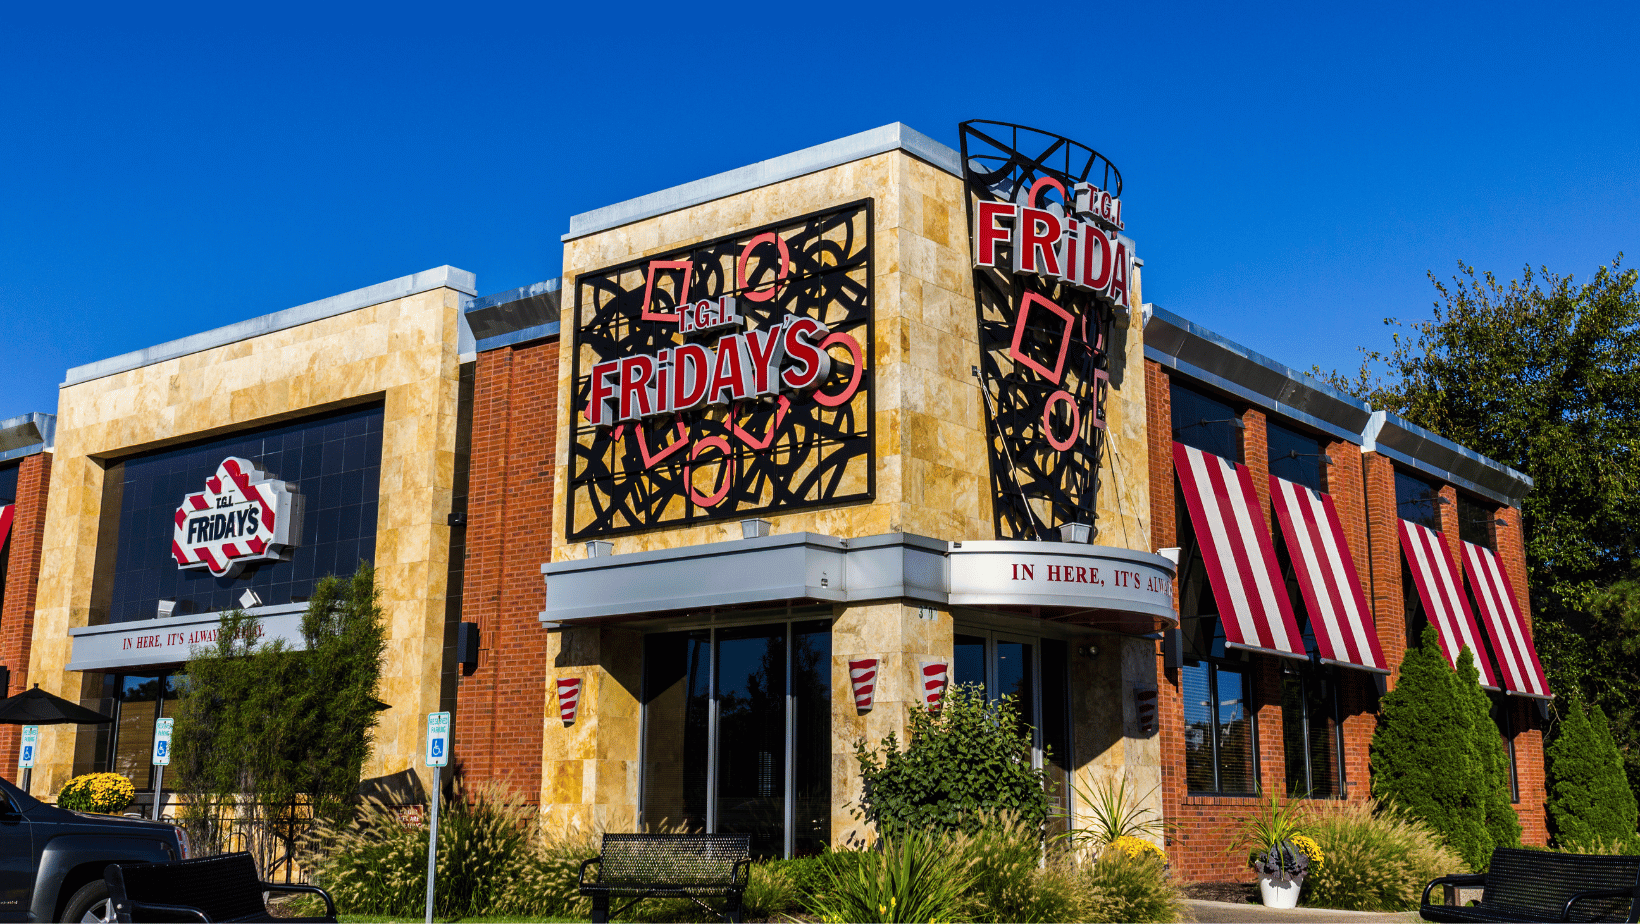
[1109,835,1168,863]
[1290,834,1325,870]
[58,772,136,814]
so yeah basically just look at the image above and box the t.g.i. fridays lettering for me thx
[973,179,1133,306]
[172,457,296,577]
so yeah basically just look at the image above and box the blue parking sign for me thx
[425,712,450,767]
[19,747,31,764]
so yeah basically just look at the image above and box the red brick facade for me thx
[0,452,51,779]
[1146,359,1548,881]
[454,340,560,803]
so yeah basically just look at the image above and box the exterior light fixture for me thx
[741,518,772,539]
[586,541,613,558]
[1156,547,1182,565]
[156,600,177,618]
[1059,522,1093,544]
[239,590,262,609]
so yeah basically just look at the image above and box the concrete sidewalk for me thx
[1185,899,1425,923]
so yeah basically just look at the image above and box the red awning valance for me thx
[1463,541,1551,700]
[1399,520,1499,689]
[1174,443,1305,659]
[1269,476,1388,674]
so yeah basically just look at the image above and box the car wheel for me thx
[62,880,113,923]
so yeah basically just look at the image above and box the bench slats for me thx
[1423,848,1640,924]
[580,833,751,923]
[106,852,338,924]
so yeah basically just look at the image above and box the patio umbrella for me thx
[0,685,113,795]
[0,685,113,726]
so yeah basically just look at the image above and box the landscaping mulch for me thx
[1183,880,1259,904]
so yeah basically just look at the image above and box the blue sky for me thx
[4,2,1636,417]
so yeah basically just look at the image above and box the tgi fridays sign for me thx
[171,457,298,577]
[568,201,874,540]
[960,120,1132,541]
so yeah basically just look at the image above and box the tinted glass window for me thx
[1459,495,1496,550]
[0,463,17,506]
[106,404,383,623]
[1171,383,1242,462]
[1395,471,1442,529]
[1268,423,1325,493]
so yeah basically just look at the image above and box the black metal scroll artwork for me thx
[568,200,874,540]
[960,120,1124,541]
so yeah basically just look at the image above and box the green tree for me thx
[1370,627,1490,868]
[173,564,387,852]
[1456,647,1521,853]
[1325,255,1640,797]
[853,684,1051,835]
[1545,696,1638,849]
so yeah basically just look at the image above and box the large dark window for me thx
[0,462,17,598]
[1170,383,1242,461]
[641,615,831,858]
[1281,667,1343,798]
[1268,423,1326,493]
[1491,693,1520,803]
[1395,471,1442,529]
[1182,657,1256,794]
[1459,495,1498,550]
[105,404,383,623]
[73,671,184,790]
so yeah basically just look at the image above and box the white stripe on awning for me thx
[1174,443,1305,659]
[1399,520,1499,688]
[1462,541,1551,699]
[1269,477,1388,673]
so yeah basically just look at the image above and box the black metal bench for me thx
[104,851,337,923]
[1422,847,1640,922]
[578,832,751,923]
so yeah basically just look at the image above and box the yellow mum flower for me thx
[1290,834,1325,869]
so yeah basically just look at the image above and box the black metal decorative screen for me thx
[960,120,1128,541]
[569,200,874,540]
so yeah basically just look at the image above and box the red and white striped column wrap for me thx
[556,677,583,725]
[918,660,949,711]
[848,658,879,711]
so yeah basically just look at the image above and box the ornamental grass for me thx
[1299,798,1467,912]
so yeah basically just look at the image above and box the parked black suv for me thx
[0,775,186,922]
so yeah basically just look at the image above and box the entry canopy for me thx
[540,532,1177,636]
[0,685,112,725]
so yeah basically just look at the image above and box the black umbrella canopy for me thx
[0,685,112,725]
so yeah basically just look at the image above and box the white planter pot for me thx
[1259,873,1302,909]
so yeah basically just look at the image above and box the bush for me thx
[964,817,1078,923]
[801,826,979,924]
[854,684,1050,834]
[1547,697,1638,850]
[1299,799,1468,912]
[301,780,593,919]
[57,772,135,814]
[1069,849,1184,923]
[1371,626,1505,869]
[1457,645,1522,853]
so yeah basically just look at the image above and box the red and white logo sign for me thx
[848,658,879,711]
[557,677,583,725]
[919,660,950,711]
[171,457,298,578]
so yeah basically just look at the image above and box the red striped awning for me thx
[1269,477,1389,673]
[1399,521,1499,688]
[1463,541,1551,699]
[0,505,11,551]
[1174,443,1306,659]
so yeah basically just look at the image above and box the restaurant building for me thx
[14,121,1551,878]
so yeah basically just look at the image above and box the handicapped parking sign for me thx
[152,718,174,766]
[18,727,36,770]
[425,712,450,768]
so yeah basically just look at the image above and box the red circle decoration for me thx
[736,232,791,302]
[812,332,865,407]
[686,437,735,507]
[1042,390,1080,451]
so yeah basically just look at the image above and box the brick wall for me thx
[0,452,51,779]
[454,341,559,803]
[1146,358,1549,879]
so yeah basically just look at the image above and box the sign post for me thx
[18,726,37,795]
[151,718,174,820]
[423,711,450,924]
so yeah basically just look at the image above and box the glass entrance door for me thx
[951,628,1071,820]
[641,616,831,858]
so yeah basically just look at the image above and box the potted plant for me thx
[1233,792,1324,908]
[57,772,136,815]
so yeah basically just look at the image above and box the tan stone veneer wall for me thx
[30,286,467,795]
[545,148,1154,841]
